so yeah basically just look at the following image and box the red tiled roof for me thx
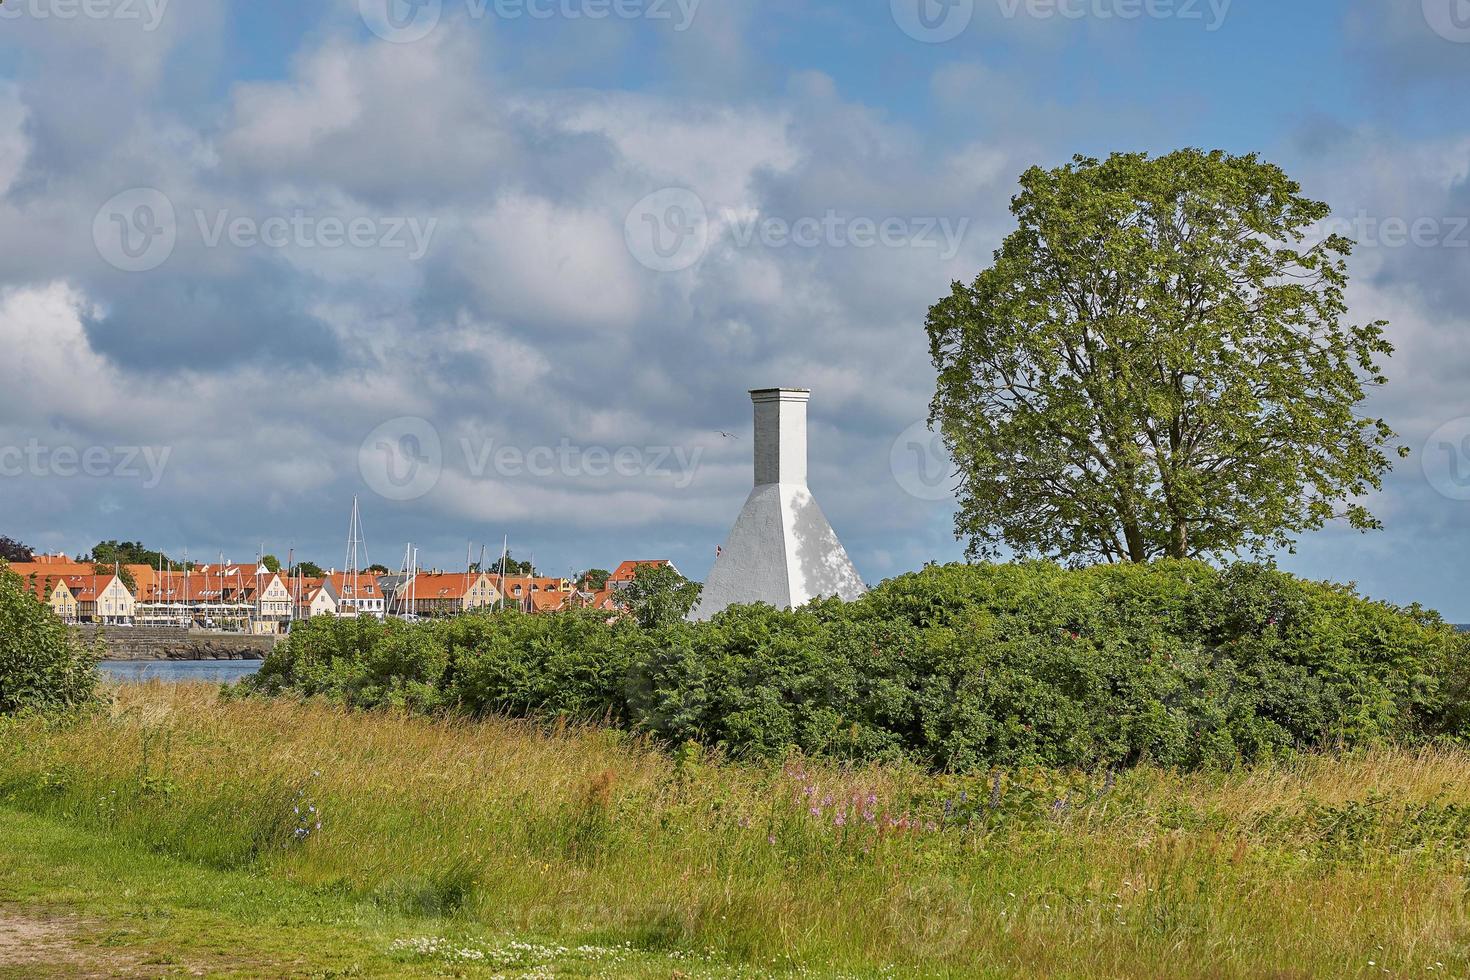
[402,573,489,600]
[326,572,383,600]
[609,560,673,584]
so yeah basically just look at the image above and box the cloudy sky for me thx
[2,0,1469,615]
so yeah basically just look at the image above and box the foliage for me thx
[501,553,536,576]
[244,561,1469,772]
[927,149,1402,564]
[620,563,702,629]
[261,554,281,573]
[294,561,325,579]
[88,540,187,571]
[0,562,99,715]
[0,536,33,562]
[581,568,612,591]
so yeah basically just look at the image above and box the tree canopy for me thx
[0,537,32,563]
[88,540,189,570]
[622,564,702,629]
[927,149,1401,565]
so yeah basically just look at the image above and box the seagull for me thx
[718,431,739,439]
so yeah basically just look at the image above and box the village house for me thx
[393,572,501,618]
[73,574,135,625]
[326,572,385,618]
[288,577,339,621]
[16,570,82,623]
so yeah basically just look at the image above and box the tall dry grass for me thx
[2,681,1469,977]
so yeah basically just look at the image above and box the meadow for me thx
[2,681,1469,977]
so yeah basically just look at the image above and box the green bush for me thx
[243,561,1470,771]
[0,563,99,715]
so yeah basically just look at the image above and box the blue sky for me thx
[2,0,1470,615]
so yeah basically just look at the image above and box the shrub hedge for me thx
[0,563,99,716]
[243,561,1470,771]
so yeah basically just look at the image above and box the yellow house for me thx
[72,574,136,624]
[47,579,79,622]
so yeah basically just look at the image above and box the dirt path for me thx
[0,907,156,978]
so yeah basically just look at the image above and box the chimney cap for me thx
[749,387,811,402]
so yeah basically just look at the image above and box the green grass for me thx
[2,682,1470,977]
[0,806,724,978]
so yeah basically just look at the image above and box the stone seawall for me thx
[73,626,279,661]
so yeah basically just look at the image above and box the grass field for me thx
[2,682,1469,977]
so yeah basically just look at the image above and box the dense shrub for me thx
[243,561,1470,771]
[0,563,99,715]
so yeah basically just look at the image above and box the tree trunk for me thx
[1123,521,1148,563]
[1169,521,1188,559]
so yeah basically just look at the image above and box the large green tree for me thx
[927,149,1402,565]
[623,564,702,629]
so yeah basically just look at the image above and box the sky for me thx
[2,0,1470,615]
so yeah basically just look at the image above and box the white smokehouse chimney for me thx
[752,387,809,487]
[692,387,866,620]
